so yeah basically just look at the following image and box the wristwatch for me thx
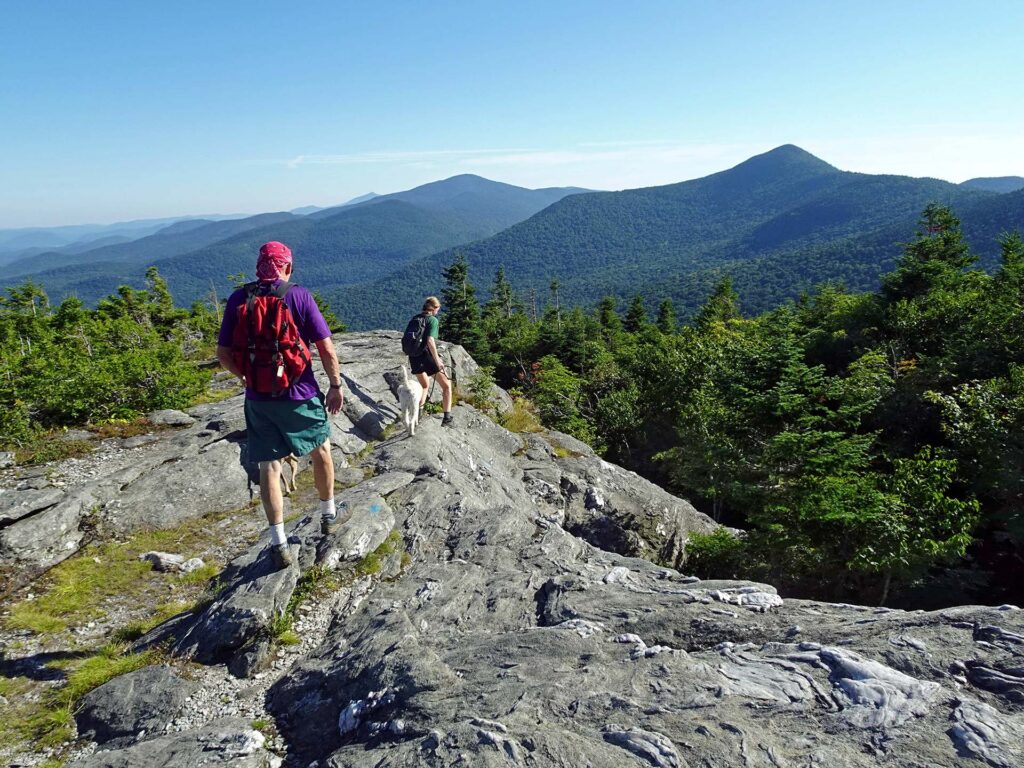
[328,383,342,390]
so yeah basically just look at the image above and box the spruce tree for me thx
[624,294,648,333]
[440,252,487,361]
[694,275,741,329]
[882,204,976,303]
[656,298,676,334]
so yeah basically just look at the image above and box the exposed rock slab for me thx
[67,717,273,767]
[75,665,198,746]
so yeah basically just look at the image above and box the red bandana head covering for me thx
[256,241,293,282]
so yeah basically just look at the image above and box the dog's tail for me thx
[401,364,410,382]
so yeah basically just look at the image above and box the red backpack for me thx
[231,281,311,396]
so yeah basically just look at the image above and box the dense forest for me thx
[2,203,1021,608]
[437,204,1024,608]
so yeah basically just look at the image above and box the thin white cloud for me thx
[281,133,1023,192]
[285,148,534,169]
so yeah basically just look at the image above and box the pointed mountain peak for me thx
[727,144,838,179]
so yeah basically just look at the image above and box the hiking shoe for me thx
[270,543,293,570]
[320,503,351,535]
[441,413,455,427]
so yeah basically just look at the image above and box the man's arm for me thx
[217,345,244,382]
[314,336,344,414]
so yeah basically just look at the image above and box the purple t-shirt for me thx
[218,280,332,401]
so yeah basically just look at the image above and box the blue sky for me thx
[3,0,1022,227]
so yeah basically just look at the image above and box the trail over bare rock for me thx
[5,331,1021,767]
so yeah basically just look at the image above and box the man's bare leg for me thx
[311,440,334,500]
[260,459,285,526]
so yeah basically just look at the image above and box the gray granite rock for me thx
[75,665,197,746]
[0,450,14,469]
[260,402,1024,767]
[68,717,272,767]
[148,409,196,427]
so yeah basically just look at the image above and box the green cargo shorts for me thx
[243,395,331,463]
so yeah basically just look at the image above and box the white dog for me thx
[397,365,424,436]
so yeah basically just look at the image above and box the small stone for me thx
[148,409,196,427]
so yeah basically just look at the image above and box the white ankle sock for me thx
[319,498,336,519]
[270,523,287,546]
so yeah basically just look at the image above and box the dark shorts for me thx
[244,395,331,463]
[409,353,440,376]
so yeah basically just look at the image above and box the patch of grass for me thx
[268,611,293,640]
[276,629,301,646]
[354,439,378,462]
[6,543,153,633]
[353,530,404,578]
[14,437,94,466]
[422,401,443,415]
[251,718,270,732]
[111,600,195,643]
[268,564,340,645]
[60,643,156,702]
[7,644,159,750]
[5,506,241,636]
[499,398,543,434]
[189,384,241,407]
[178,562,221,585]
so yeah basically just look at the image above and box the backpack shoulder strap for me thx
[270,281,294,300]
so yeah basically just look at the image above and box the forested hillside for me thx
[331,145,1024,329]
[433,204,1024,607]
[961,176,1024,193]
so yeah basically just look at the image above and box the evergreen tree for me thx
[483,266,517,321]
[694,275,740,329]
[440,252,488,362]
[882,204,976,303]
[624,294,648,333]
[655,298,676,334]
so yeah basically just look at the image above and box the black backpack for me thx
[402,313,428,356]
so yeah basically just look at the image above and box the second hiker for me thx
[216,241,345,569]
[403,296,453,426]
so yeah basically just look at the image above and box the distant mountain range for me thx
[960,176,1024,194]
[1,177,588,306]
[0,213,250,263]
[327,145,1024,329]
[4,149,1023,332]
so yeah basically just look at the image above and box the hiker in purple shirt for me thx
[216,241,344,569]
